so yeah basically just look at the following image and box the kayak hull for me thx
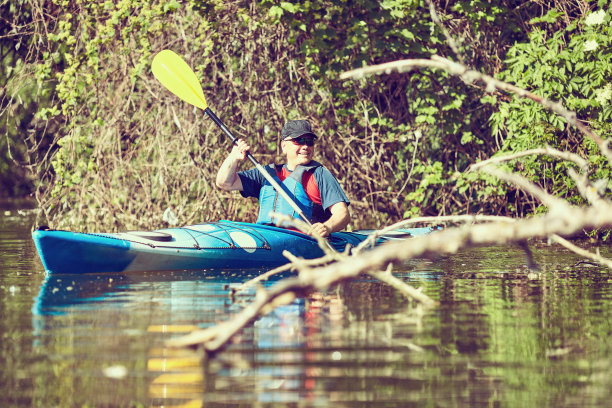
[32,220,435,274]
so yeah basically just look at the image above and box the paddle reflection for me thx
[147,293,355,406]
[31,268,341,406]
[31,269,431,406]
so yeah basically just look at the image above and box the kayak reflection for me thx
[29,265,438,406]
[31,268,285,316]
[30,267,342,405]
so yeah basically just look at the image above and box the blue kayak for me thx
[32,220,436,274]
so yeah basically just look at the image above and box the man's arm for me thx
[310,201,351,237]
[215,139,250,191]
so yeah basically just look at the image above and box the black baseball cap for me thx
[281,120,317,140]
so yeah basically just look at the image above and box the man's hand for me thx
[308,203,350,237]
[231,139,250,161]
[309,222,331,238]
[216,139,250,191]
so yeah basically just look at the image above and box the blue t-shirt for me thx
[238,164,350,216]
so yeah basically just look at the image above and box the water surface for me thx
[1,204,611,407]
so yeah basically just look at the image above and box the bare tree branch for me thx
[469,145,589,174]
[551,234,612,268]
[354,214,516,253]
[480,165,570,210]
[171,49,612,356]
[340,56,612,163]
[567,168,609,207]
[232,253,339,297]
[168,201,612,351]
[367,264,437,307]
[424,0,465,64]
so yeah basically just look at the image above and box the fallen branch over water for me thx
[340,56,612,163]
[551,234,612,269]
[168,202,612,351]
[169,54,612,355]
[230,253,338,298]
[354,214,516,253]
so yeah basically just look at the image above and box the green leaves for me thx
[529,10,564,25]
[491,5,612,204]
[21,0,611,229]
[267,1,302,21]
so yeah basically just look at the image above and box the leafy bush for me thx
[491,3,612,208]
[6,0,608,230]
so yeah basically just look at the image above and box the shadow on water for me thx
[3,206,612,407]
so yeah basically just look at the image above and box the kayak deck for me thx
[32,220,436,274]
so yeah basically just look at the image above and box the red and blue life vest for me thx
[256,161,322,226]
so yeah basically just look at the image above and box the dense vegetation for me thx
[1,0,610,231]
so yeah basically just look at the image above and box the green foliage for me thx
[24,0,230,230]
[0,0,52,198]
[491,3,612,207]
[256,0,534,219]
[1,55,34,197]
[6,0,609,229]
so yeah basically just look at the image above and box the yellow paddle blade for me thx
[152,50,208,111]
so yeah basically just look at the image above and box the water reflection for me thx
[146,291,353,406]
[31,269,316,405]
[31,267,438,406]
[1,198,609,407]
[32,269,262,316]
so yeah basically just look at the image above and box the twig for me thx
[232,252,340,297]
[424,0,465,64]
[340,56,612,164]
[354,214,516,253]
[551,234,612,269]
[567,168,608,207]
[340,58,449,80]
[469,145,589,174]
[480,165,570,211]
[470,145,604,215]
[367,264,437,307]
[394,131,421,199]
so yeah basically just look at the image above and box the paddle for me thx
[151,49,315,229]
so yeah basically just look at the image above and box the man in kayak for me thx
[216,119,351,237]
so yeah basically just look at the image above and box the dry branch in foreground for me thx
[169,56,612,354]
[340,56,612,163]
[169,201,612,352]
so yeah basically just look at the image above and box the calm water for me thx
[2,202,612,407]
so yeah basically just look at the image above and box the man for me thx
[215,119,351,237]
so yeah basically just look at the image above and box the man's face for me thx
[282,136,315,169]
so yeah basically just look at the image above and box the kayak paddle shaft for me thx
[204,107,313,227]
